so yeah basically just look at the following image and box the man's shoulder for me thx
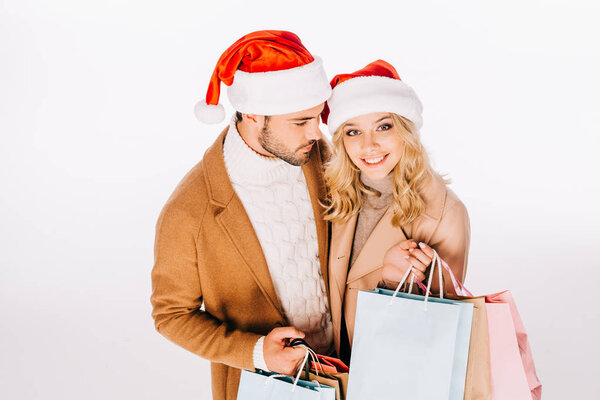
[158,128,229,225]
[158,158,210,227]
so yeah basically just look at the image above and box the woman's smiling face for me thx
[341,112,405,180]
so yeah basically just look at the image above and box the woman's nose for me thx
[361,133,379,151]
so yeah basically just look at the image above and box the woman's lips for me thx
[360,153,389,167]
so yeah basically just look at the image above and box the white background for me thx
[1,0,599,399]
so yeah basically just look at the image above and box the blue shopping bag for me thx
[237,349,336,400]
[346,251,474,400]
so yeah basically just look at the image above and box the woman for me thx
[322,60,470,362]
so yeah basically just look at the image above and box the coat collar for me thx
[346,206,407,282]
[419,172,448,221]
[329,214,357,301]
[202,127,235,207]
[302,140,331,299]
[328,172,449,301]
[202,127,330,319]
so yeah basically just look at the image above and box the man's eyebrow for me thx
[289,116,317,121]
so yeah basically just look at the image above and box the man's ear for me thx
[244,114,259,124]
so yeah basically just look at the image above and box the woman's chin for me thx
[360,169,391,181]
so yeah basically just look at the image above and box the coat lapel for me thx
[329,215,358,301]
[203,127,284,320]
[328,214,358,356]
[302,141,330,299]
[346,206,408,283]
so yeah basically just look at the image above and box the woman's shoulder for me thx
[419,171,467,222]
[406,172,468,242]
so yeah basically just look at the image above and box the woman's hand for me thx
[382,240,435,284]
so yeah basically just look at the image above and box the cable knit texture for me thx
[223,118,333,364]
[351,172,395,266]
[252,336,269,372]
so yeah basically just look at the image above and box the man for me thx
[150,30,334,400]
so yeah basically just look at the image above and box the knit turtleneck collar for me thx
[359,172,394,210]
[223,117,301,185]
[360,172,394,195]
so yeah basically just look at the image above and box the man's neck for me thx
[235,120,275,158]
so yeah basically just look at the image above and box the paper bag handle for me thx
[390,249,473,308]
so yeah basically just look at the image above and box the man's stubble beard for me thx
[258,122,314,167]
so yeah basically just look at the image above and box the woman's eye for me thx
[377,123,392,131]
[295,122,308,126]
[345,129,360,136]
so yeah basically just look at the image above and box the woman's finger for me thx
[405,255,427,273]
[418,242,435,258]
[396,240,418,251]
[410,269,426,282]
[382,264,409,282]
[408,248,432,267]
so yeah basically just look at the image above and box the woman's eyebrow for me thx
[375,116,391,123]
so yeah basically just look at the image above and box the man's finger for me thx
[271,326,305,341]
[284,346,307,361]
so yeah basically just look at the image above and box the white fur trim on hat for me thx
[194,100,226,124]
[227,56,331,115]
[326,76,423,133]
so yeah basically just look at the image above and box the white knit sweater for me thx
[222,119,333,370]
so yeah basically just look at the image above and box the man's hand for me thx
[382,240,434,285]
[263,327,307,376]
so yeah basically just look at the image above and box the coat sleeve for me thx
[150,203,261,371]
[427,197,471,295]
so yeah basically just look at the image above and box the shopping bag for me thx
[237,350,336,400]
[308,355,349,400]
[485,292,542,400]
[346,251,474,400]
[445,295,492,400]
[413,260,493,400]
[435,256,542,400]
[312,354,350,373]
[304,370,348,400]
[293,339,349,400]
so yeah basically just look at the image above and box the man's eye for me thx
[377,123,392,131]
[345,130,360,136]
[295,122,308,126]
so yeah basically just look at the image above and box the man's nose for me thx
[305,123,322,141]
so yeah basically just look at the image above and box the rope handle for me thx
[264,347,326,393]
[390,249,473,308]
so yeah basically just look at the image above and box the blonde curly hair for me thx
[323,113,441,227]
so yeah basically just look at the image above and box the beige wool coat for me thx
[150,127,332,400]
[328,173,471,359]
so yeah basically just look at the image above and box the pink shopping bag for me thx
[431,256,542,400]
[485,291,542,400]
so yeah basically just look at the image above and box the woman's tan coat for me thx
[328,173,470,358]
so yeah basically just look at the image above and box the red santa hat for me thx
[194,30,332,124]
[322,59,423,133]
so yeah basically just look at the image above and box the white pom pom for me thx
[194,100,225,124]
